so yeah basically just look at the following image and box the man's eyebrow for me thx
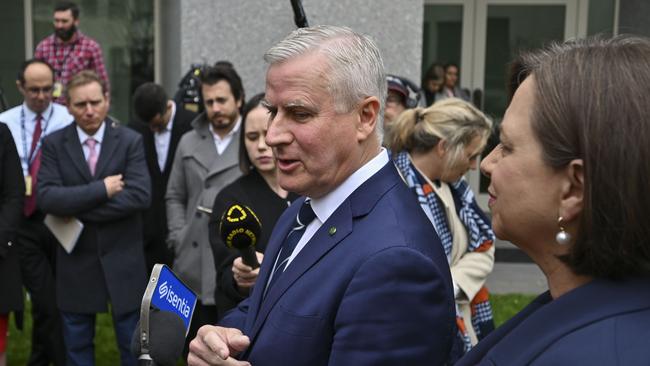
[260,99,274,109]
[285,100,308,108]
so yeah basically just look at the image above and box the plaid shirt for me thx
[34,31,110,105]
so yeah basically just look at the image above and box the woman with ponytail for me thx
[386,98,495,358]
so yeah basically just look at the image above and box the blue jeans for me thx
[61,310,138,366]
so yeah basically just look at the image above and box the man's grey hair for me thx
[264,25,386,141]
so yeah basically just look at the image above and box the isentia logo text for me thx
[158,281,191,317]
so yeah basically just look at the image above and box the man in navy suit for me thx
[38,70,150,366]
[188,25,456,366]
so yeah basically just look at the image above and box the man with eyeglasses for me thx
[0,58,72,366]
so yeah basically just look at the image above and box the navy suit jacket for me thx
[37,119,151,314]
[457,277,650,365]
[221,162,456,365]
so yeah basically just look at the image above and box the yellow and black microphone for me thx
[219,204,262,269]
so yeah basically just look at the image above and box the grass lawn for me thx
[7,294,536,365]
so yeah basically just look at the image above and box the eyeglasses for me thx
[25,86,53,96]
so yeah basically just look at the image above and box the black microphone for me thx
[130,309,186,366]
[219,204,262,269]
[290,0,309,28]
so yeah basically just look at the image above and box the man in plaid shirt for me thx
[34,1,110,105]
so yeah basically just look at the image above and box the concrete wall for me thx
[160,0,183,94]
[164,0,423,100]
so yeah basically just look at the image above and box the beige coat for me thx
[166,114,241,304]
[435,181,494,344]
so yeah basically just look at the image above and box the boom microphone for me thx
[130,309,186,366]
[219,204,262,269]
[290,0,309,28]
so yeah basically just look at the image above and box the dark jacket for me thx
[456,277,650,366]
[0,122,25,313]
[38,119,151,314]
[208,170,298,317]
[128,104,195,271]
[220,162,456,365]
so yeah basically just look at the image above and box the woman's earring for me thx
[555,216,572,245]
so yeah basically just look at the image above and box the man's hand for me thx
[103,174,124,198]
[187,325,251,366]
[233,252,264,293]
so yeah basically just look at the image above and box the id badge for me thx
[25,175,32,196]
[53,81,63,98]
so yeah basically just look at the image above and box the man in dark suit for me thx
[188,25,456,366]
[0,59,73,366]
[37,70,150,366]
[129,82,195,273]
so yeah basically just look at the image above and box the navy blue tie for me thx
[265,199,316,295]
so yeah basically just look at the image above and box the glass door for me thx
[423,0,587,208]
[472,0,584,207]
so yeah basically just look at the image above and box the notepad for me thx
[44,214,84,254]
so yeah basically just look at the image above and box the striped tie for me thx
[265,199,316,295]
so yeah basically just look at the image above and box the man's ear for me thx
[356,96,380,142]
[558,159,584,222]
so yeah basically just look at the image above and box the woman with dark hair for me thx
[422,62,445,106]
[457,35,650,365]
[386,98,495,358]
[438,63,471,102]
[208,93,298,318]
[0,122,25,366]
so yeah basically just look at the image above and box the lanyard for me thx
[21,106,54,169]
[53,37,77,78]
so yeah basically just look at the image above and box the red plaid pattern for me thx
[34,31,110,105]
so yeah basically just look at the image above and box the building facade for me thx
[2,0,646,204]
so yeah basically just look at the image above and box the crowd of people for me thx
[1,2,650,366]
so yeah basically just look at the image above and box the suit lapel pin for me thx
[328,227,337,236]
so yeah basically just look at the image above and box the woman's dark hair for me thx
[513,35,650,279]
[238,93,266,174]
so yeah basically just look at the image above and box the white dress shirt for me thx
[77,121,106,160]
[209,116,241,155]
[284,148,390,268]
[0,102,73,176]
[154,101,176,171]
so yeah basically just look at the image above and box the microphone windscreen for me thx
[130,310,186,366]
[219,204,262,250]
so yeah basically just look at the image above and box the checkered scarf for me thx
[393,151,495,354]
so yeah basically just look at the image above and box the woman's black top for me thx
[208,169,298,318]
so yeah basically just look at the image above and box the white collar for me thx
[22,102,53,122]
[164,101,176,133]
[76,120,106,144]
[310,148,389,223]
[209,116,242,140]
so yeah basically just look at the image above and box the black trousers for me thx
[18,214,66,366]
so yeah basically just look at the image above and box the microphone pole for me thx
[290,0,309,28]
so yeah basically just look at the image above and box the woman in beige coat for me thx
[386,98,495,359]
